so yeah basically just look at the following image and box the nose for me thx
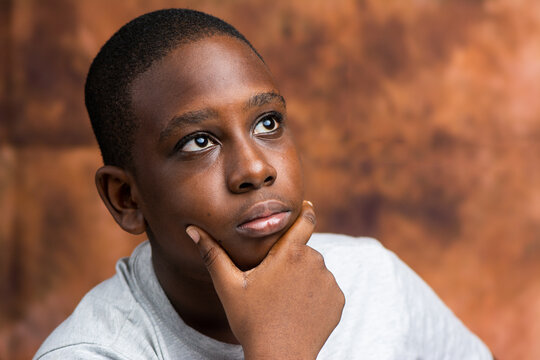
[226,141,277,193]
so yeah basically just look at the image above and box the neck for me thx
[151,245,239,344]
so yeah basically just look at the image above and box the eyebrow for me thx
[159,91,286,143]
[244,91,286,110]
[159,108,217,142]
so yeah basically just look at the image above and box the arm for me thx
[35,344,132,360]
[386,250,494,359]
[186,201,345,360]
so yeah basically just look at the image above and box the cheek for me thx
[139,163,224,233]
[171,176,225,227]
[279,144,304,196]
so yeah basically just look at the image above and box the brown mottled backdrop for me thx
[1,0,539,358]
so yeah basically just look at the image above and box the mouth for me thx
[236,200,292,238]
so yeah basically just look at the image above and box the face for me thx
[129,35,304,275]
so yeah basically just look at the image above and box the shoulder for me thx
[310,233,492,359]
[307,233,397,283]
[308,232,386,257]
[34,343,132,360]
[307,233,409,305]
[308,232,382,251]
[34,244,163,360]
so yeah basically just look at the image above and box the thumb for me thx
[186,226,240,293]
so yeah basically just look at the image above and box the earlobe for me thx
[95,166,146,235]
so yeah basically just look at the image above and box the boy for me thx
[35,9,493,359]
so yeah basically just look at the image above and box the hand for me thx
[186,201,345,360]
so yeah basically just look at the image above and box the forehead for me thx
[130,35,277,132]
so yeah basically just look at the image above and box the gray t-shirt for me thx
[34,233,492,359]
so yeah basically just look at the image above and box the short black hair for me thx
[85,8,262,169]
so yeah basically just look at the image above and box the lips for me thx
[236,200,291,238]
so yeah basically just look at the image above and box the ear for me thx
[95,166,146,235]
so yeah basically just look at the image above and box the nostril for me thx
[239,182,251,190]
[236,176,274,191]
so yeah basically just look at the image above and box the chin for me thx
[231,232,282,271]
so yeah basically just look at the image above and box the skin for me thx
[95,35,345,358]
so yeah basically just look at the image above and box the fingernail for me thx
[186,227,200,244]
[306,200,314,207]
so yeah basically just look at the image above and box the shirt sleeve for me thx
[387,250,493,360]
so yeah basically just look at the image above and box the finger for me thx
[186,226,241,292]
[271,200,316,252]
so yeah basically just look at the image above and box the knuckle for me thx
[302,210,316,226]
[323,270,342,293]
[313,250,325,266]
[338,289,346,307]
[335,297,345,325]
[306,247,326,267]
[331,278,346,307]
[324,269,337,284]
[202,247,220,268]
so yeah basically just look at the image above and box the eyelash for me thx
[173,132,213,153]
[254,112,283,133]
[173,112,284,154]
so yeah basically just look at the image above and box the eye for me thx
[180,134,216,152]
[253,114,282,135]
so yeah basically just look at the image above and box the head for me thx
[85,8,263,169]
[87,9,304,277]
